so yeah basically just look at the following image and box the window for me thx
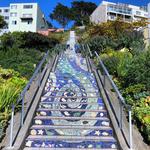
[11,5,17,9]
[12,20,17,25]
[23,5,33,9]
[144,14,148,17]
[41,26,45,29]
[136,11,141,15]
[4,9,9,13]
[10,12,17,17]
[21,20,32,24]
[4,16,9,20]
[28,20,32,24]
[22,14,32,18]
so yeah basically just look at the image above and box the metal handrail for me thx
[95,51,133,149]
[95,52,126,105]
[8,50,52,148]
[84,44,133,149]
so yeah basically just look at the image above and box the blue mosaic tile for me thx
[24,48,118,149]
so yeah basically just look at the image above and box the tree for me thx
[0,15,6,29]
[71,1,97,26]
[50,3,71,28]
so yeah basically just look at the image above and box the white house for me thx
[0,3,48,33]
[90,1,148,24]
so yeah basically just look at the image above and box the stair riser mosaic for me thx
[24,34,118,149]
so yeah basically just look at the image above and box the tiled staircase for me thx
[23,48,118,150]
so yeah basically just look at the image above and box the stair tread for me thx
[44,90,99,93]
[40,101,105,105]
[37,108,107,112]
[27,135,116,141]
[41,95,99,98]
[22,42,118,149]
[34,116,109,120]
[31,125,112,130]
[46,81,97,85]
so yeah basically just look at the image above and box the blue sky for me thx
[0,0,149,28]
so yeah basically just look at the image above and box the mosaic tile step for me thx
[44,86,99,92]
[25,138,117,149]
[24,148,118,150]
[31,125,113,130]
[39,103,105,111]
[44,83,97,89]
[23,37,118,149]
[27,135,116,141]
[45,80,97,85]
[34,116,110,121]
[39,101,104,107]
[33,119,110,127]
[41,95,99,99]
[47,75,97,86]
[40,97,104,104]
[46,83,96,88]
[29,127,113,136]
[37,108,107,113]
[36,109,108,118]
[43,89,99,94]
[49,72,95,77]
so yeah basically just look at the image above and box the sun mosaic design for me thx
[25,50,117,149]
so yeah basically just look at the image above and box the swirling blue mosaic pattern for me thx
[24,50,118,149]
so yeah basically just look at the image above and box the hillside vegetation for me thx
[78,19,150,144]
[0,31,61,142]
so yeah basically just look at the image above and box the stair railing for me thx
[83,44,133,149]
[8,50,56,148]
[94,51,133,149]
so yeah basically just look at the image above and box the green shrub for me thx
[0,67,27,141]
[133,96,150,144]
[122,84,147,105]
[123,84,146,97]
[49,31,69,43]
[0,48,44,79]
[124,50,150,89]
[0,32,59,52]
[86,36,117,54]
[96,49,132,78]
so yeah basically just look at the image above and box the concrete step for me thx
[34,116,110,121]
[27,135,116,141]
[30,125,113,130]
[37,108,107,113]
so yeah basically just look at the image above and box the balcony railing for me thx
[20,14,33,20]
[107,7,132,15]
